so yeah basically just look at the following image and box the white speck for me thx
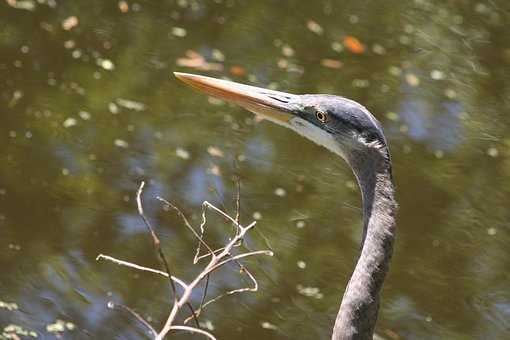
[434,150,444,159]
[20,45,29,54]
[331,41,344,52]
[487,227,497,236]
[260,321,278,330]
[253,211,262,220]
[98,58,115,71]
[25,131,32,138]
[388,66,402,76]
[297,284,323,299]
[372,44,386,55]
[405,73,420,87]
[425,316,432,322]
[62,168,70,176]
[72,49,82,59]
[237,154,246,162]
[297,261,306,269]
[171,27,187,37]
[9,131,17,138]
[63,117,77,128]
[78,111,91,120]
[212,49,225,62]
[176,147,190,159]
[114,139,129,148]
[108,102,119,114]
[116,98,146,111]
[107,301,115,309]
[487,147,499,157]
[64,40,75,49]
[62,16,79,31]
[444,88,457,98]
[207,146,224,158]
[296,220,306,228]
[274,188,286,197]
[430,70,445,80]
[306,20,323,35]
[199,320,215,331]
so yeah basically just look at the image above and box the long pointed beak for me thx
[174,72,298,124]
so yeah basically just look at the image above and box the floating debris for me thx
[320,59,343,69]
[97,58,115,71]
[253,211,262,220]
[487,147,499,157]
[281,44,295,57]
[260,321,278,330]
[331,41,344,53]
[199,320,215,331]
[108,102,119,114]
[46,319,75,334]
[63,117,77,128]
[62,16,79,31]
[274,188,286,197]
[6,0,35,11]
[229,65,246,76]
[171,27,187,37]
[118,0,129,12]
[0,301,18,311]
[176,50,223,72]
[372,44,386,55]
[388,66,402,76]
[487,227,497,236]
[306,20,323,35]
[3,324,37,338]
[116,98,146,111]
[297,284,323,299]
[78,111,91,120]
[114,139,129,148]
[62,168,70,176]
[385,111,399,121]
[176,147,190,159]
[405,73,420,87]
[212,49,225,62]
[430,70,445,80]
[208,164,221,176]
[297,260,307,269]
[207,146,224,158]
[296,220,306,228]
[343,36,365,54]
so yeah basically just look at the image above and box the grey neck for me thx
[332,149,397,340]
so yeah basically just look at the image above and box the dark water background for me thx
[1,0,509,339]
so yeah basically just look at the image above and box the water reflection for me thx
[1,0,509,339]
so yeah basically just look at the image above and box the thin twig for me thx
[109,301,158,338]
[169,325,216,340]
[156,197,215,260]
[96,254,188,289]
[137,182,178,303]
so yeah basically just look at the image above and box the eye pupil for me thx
[316,111,327,123]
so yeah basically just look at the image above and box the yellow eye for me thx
[316,111,328,123]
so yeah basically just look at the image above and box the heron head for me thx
[174,72,390,165]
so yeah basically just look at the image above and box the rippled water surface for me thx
[1,0,510,339]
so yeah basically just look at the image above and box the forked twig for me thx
[98,181,273,340]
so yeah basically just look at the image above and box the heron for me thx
[174,72,397,340]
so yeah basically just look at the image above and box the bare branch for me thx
[109,301,157,338]
[96,254,188,290]
[169,326,216,340]
[137,182,178,303]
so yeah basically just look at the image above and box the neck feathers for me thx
[333,150,397,340]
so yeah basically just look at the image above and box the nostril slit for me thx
[267,95,289,103]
